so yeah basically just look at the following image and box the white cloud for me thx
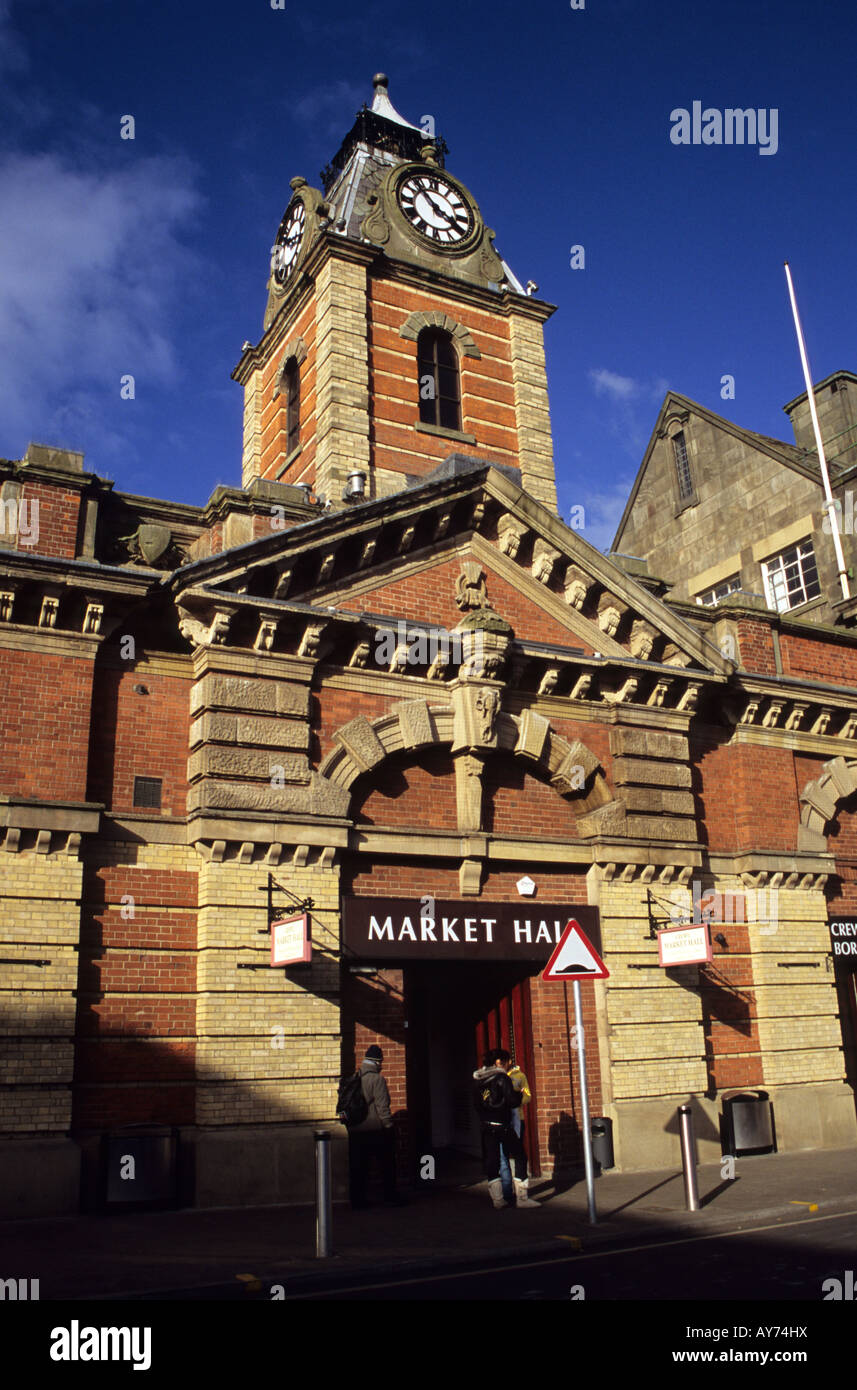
[586,367,670,463]
[0,152,201,454]
[563,477,637,554]
[589,368,640,401]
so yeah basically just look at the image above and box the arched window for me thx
[282,357,300,455]
[417,328,461,431]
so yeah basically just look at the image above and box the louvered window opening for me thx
[417,328,461,431]
[133,777,162,809]
[284,359,300,456]
[673,431,694,499]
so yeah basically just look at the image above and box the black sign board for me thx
[342,896,601,962]
[829,918,857,969]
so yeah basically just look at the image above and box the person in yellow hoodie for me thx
[499,1060,532,1206]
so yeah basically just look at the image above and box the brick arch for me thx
[273,335,308,395]
[798,756,857,851]
[317,701,615,819]
[397,311,481,358]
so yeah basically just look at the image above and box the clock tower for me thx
[233,75,559,512]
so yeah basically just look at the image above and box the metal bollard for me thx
[314,1129,332,1258]
[678,1104,700,1211]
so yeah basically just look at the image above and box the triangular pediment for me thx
[170,460,731,704]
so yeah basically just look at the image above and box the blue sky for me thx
[1,0,856,551]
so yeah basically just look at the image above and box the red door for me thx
[474,972,540,1176]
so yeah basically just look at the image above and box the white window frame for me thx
[697,575,742,607]
[761,539,821,613]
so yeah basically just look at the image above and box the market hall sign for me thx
[342,897,601,962]
[829,918,857,967]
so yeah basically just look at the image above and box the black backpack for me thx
[337,1071,368,1128]
[475,1072,508,1119]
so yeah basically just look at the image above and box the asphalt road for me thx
[287,1207,857,1302]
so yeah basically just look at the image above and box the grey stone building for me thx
[611,370,857,627]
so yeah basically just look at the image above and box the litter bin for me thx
[590,1116,614,1171]
[102,1124,180,1209]
[722,1091,774,1156]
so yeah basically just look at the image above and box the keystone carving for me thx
[451,682,502,753]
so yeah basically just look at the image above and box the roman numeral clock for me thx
[362,146,506,289]
[397,173,473,245]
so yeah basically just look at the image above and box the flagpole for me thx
[784,262,850,601]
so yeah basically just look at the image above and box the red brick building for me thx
[1,76,855,1217]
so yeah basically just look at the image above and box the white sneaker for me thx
[514,1177,541,1208]
[488,1179,505,1209]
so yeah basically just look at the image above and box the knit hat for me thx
[365,1045,383,1061]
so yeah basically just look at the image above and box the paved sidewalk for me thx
[2,1145,855,1300]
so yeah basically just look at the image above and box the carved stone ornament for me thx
[629,619,657,661]
[178,606,233,648]
[531,540,561,585]
[497,514,528,558]
[454,606,513,681]
[597,606,621,637]
[117,523,184,570]
[455,561,488,611]
[451,681,502,753]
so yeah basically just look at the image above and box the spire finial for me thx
[373,72,388,90]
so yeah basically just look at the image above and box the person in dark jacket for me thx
[473,1047,540,1209]
[348,1045,403,1208]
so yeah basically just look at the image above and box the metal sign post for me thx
[542,919,609,1228]
[572,979,598,1225]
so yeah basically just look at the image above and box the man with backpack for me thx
[338,1044,402,1209]
[473,1048,540,1209]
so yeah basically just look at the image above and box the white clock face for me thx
[398,174,473,244]
[272,201,306,284]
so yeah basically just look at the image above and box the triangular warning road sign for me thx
[542,919,609,981]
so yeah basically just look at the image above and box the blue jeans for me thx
[499,1111,523,1201]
